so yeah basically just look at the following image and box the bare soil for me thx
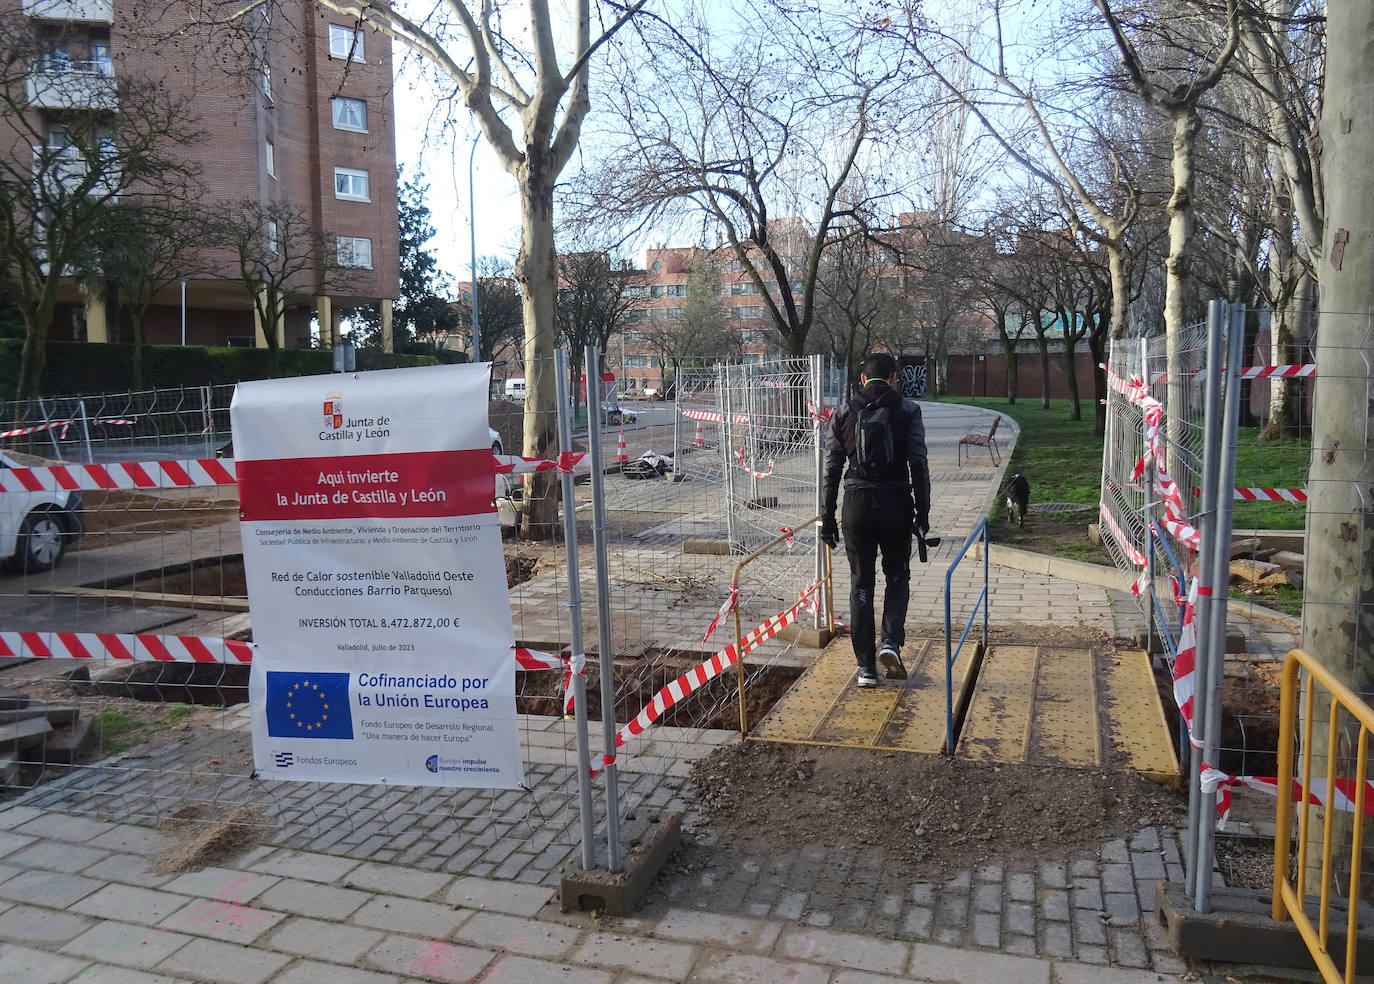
[990,507,1115,566]
[690,741,1186,876]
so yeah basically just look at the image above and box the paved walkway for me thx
[0,803,1190,984]
[0,399,1296,982]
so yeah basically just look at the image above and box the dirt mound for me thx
[153,804,268,873]
[691,741,1185,875]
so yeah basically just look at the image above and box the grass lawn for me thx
[933,396,1311,589]
[934,396,1110,564]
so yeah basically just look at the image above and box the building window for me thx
[627,308,646,320]
[730,259,742,272]
[626,285,646,298]
[731,281,758,295]
[328,24,365,61]
[665,283,685,297]
[333,166,369,201]
[651,260,662,271]
[667,307,683,320]
[266,221,278,254]
[45,126,77,160]
[265,140,275,178]
[91,42,112,75]
[736,306,761,320]
[649,285,663,298]
[626,355,651,368]
[331,97,367,132]
[262,64,272,101]
[337,236,372,269]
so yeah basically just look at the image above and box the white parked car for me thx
[0,451,84,573]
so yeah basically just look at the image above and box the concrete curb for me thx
[973,543,1136,592]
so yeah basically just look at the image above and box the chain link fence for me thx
[1,352,835,878]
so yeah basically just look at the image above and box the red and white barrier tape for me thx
[93,417,138,426]
[593,579,823,773]
[806,401,832,422]
[0,630,253,663]
[680,408,749,424]
[1098,502,1148,571]
[494,452,588,475]
[0,420,71,440]
[702,585,738,643]
[1234,487,1307,503]
[1106,367,1199,550]
[1240,363,1316,380]
[735,448,774,478]
[0,457,236,493]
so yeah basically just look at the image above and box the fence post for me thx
[721,364,738,553]
[811,355,825,630]
[1140,339,1157,657]
[672,367,680,474]
[36,397,63,460]
[1194,303,1247,914]
[553,349,597,872]
[584,345,624,874]
[1186,298,1227,899]
[77,399,94,463]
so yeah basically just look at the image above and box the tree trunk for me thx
[16,287,58,400]
[1260,270,1313,442]
[515,160,561,539]
[1107,248,1130,342]
[1164,106,1200,470]
[1035,323,1051,409]
[1062,326,1081,420]
[1089,308,1110,438]
[1301,0,1374,692]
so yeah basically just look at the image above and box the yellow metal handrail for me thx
[1273,647,1374,984]
[730,515,832,736]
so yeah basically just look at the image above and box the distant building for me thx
[3,0,400,350]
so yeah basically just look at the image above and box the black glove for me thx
[913,504,929,536]
[820,515,839,550]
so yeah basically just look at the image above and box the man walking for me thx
[820,353,931,688]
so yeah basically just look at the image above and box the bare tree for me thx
[555,249,640,414]
[78,202,210,388]
[303,0,647,536]
[215,200,351,375]
[0,13,201,397]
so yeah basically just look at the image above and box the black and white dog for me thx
[1005,473,1030,526]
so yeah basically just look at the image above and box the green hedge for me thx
[0,340,440,399]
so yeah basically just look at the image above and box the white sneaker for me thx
[856,667,879,688]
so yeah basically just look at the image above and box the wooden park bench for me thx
[957,416,1002,466]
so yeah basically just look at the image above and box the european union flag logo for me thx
[265,671,354,740]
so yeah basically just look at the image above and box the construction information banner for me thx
[232,364,521,789]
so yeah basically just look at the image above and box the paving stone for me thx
[1039,888,1070,923]
[773,890,807,920]
[8,839,110,874]
[90,824,172,856]
[971,912,1000,948]
[1129,851,1166,880]
[690,952,830,984]
[270,961,400,984]
[247,849,362,884]
[451,910,580,959]
[1070,860,1097,879]
[802,909,834,927]
[1072,908,1109,946]
[909,883,935,905]
[908,943,1050,983]
[60,921,193,969]
[944,871,971,890]
[1071,943,1109,965]
[1002,934,1037,957]
[264,916,386,964]
[341,861,453,900]
[935,892,968,927]
[1128,828,1160,852]
[1007,873,1035,903]
[155,937,291,984]
[652,908,781,952]
[71,966,199,984]
[0,942,92,984]
[0,869,103,908]
[567,931,697,979]
[972,883,1001,914]
[0,806,42,829]
[1100,839,1128,864]
[14,812,113,844]
[71,884,193,924]
[87,852,178,890]
[252,879,370,920]
[159,869,279,905]
[778,926,908,975]
[1038,862,1068,889]
[365,935,495,982]
[466,953,614,984]
[1100,863,1134,894]
[351,895,469,938]
[0,902,96,944]
[1005,900,1035,937]
[1109,926,1150,968]
[1054,965,1172,984]
[446,875,555,916]
[1103,891,1140,924]
[157,897,286,944]
[1043,921,1073,959]
[1070,879,1103,912]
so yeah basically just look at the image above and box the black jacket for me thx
[822,380,931,521]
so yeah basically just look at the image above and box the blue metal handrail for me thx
[944,518,989,754]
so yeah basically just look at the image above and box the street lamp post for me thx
[468,134,481,364]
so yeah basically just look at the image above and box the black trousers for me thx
[841,487,912,670]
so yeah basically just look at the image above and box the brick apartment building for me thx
[5,0,399,350]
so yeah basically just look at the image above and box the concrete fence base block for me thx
[1156,880,1374,972]
[559,811,682,916]
[682,539,733,556]
[776,624,836,649]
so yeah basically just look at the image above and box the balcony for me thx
[32,147,120,200]
[26,60,116,110]
[22,0,113,22]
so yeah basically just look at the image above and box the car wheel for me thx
[18,510,67,573]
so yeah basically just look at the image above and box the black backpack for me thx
[851,399,904,482]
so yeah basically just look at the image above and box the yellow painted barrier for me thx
[1272,648,1373,984]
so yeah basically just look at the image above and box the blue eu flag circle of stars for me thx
[284,679,333,732]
